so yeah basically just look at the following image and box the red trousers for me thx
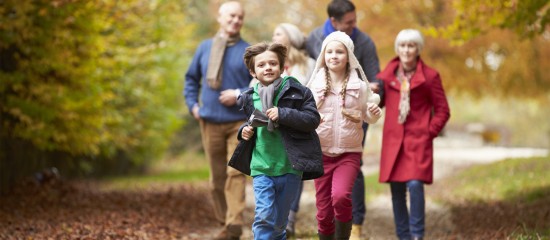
[314,152,361,235]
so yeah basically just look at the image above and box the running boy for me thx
[232,42,323,239]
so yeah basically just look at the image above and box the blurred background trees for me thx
[0,0,194,191]
[1,0,549,193]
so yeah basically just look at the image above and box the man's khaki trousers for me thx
[199,120,246,235]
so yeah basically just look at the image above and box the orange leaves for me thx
[0,181,217,239]
[431,0,550,44]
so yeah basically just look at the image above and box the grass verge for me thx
[364,173,390,201]
[437,155,550,239]
[100,151,210,191]
[446,156,550,203]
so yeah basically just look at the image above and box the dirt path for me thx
[236,134,549,240]
[3,133,546,239]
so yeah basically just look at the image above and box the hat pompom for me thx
[369,93,380,105]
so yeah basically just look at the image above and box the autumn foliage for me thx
[0,0,194,191]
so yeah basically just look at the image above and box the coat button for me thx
[391,81,396,86]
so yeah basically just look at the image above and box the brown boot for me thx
[213,232,239,240]
[213,229,230,240]
[213,225,241,240]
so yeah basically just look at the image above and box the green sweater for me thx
[250,80,302,177]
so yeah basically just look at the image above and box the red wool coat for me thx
[377,57,450,184]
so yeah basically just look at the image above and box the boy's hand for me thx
[367,102,382,117]
[266,107,279,122]
[242,125,254,140]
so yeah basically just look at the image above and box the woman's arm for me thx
[429,73,451,138]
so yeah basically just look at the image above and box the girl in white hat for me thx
[307,31,382,239]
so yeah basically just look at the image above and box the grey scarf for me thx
[257,77,283,131]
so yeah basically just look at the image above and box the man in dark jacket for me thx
[305,1,383,239]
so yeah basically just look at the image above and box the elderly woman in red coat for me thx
[377,29,450,240]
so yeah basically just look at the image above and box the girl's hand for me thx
[266,107,279,122]
[242,125,254,140]
[367,102,382,117]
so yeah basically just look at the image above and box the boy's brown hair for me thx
[243,42,287,74]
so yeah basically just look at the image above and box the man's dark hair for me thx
[327,0,355,21]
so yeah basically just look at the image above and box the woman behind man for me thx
[271,22,316,236]
[272,23,316,86]
[307,31,382,239]
[377,29,450,240]
[250,23,315,89]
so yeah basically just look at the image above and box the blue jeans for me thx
[351,169,365,224]
[351,122,369,225]
[289,181,303,212]
[390,180,425,240]
[252,174,301,240]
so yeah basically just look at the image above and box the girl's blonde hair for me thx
[308,31,380,122]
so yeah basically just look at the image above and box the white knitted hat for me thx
[277,23,306,50]
[308,31,379,104]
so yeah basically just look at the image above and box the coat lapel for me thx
[378,58,401,91]
[409,60,426,90]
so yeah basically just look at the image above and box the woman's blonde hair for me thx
[275,23,310,74]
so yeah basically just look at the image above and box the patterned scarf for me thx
[257,77,283,131]
[206,32,241,90]
[397,64,415,124]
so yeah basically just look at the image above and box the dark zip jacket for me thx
[229,77,324,180]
